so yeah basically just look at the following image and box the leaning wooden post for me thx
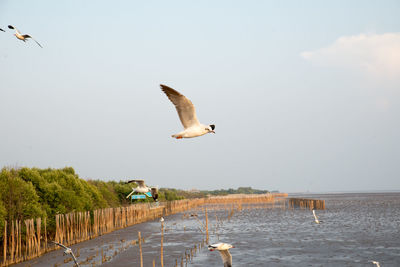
[44,217,47,252]
[11,220,15,263]
[36,218,41,256]
[205,208,209,244]
[138,231,143,267]
[161,220,164,267]
[3,221,7,265]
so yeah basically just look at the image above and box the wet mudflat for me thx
[191,192,400,267]
[14,192,400,266]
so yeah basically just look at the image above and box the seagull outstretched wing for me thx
[126,180,146,187]
[52,241,68,250]
[52,241,79,266]
[161,84,200,129]
[8,25,19,32]
[23,34,43,48]
[219,249,232,267]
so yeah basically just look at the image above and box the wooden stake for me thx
[44,217,47,253]
[161,221,164,267]
[3,221,7,265]
[138,231,143,267]
[205,208,209,244]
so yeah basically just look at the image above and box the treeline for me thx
[202,187,269,196]
[0,167,184,239]
[159,187,269,199]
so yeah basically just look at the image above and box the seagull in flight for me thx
[52,241,79,266]
[312,208,322,224]
[208,243,234,267]
[8,25,42,48]
[161,84,215,139]
[126,179,151,194]
[371,261,381,267]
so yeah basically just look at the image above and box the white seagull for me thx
[8,25,42,48]
[371,261,381,267]
[52,241,79,266]
[161,84,215,139]
[208,243,234,267]
[126,179,151,194]
[312,208,322,224]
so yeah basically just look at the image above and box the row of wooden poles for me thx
[288,198,325,210]
[0,193,285,266]
[1,218,47,265]
[141,194,283,267]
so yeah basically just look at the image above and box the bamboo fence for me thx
[288,198,325,210]
[0,193,289,266]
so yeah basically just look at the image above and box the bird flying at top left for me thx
[8,25,42,48]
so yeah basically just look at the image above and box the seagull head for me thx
[207,124,216,134]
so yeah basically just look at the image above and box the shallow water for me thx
[191,192,400,267]
[14,193,400,266]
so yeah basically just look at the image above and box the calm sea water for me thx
[190,192,400,267]
[15,192,400,267]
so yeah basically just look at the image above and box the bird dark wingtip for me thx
[8,25,14,29]
[160,84,169,91]
[160,84,182,97]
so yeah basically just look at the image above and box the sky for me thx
[1,0,399,193]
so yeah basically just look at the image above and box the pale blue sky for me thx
[1,1,399,192]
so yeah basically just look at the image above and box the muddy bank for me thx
[12,206,217,267]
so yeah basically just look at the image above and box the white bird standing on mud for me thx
[208,243,234,267]
[160,84,215,139]
[312,208,321,224]
[52,241,79,266]
[8,25,42,48]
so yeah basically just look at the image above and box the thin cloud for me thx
[301,33,400,78]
